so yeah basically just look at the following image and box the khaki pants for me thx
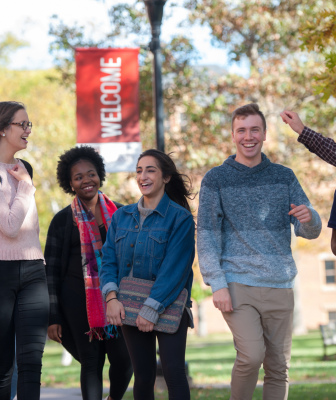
[223,283,294,400]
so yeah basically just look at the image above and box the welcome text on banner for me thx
[76,48,141,173]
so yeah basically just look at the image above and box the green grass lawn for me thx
[122,384,336,400]
[186,330,336,384]
[41,330,336,399]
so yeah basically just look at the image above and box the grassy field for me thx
[41,330,336,399]
[186,331,336,384]
[122,384,336,400]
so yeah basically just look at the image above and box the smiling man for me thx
[197,103,322,400]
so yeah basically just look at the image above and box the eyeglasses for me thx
[10,121,33,131]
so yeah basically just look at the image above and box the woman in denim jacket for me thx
[100,149,195,400]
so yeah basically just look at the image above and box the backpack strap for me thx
[19,159,33,179]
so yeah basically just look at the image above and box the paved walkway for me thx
[14,379,334,399]
[40,388,83,399]
[16,388,122,400]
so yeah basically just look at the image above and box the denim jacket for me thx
[99,193,195,313]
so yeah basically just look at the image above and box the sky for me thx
[1,0,234,71]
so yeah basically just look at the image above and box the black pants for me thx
[0,260,49,400]
[60,279,133,400]
[122,310,190,400]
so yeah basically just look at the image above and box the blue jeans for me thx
[0,260,49,400]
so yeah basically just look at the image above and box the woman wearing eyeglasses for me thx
[0,101,49,400]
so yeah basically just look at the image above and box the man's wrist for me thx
[297,124,305,135]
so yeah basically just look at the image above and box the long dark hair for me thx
[0,101,26,131]
[137,149,194,212]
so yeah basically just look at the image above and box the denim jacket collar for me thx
[124,192,171,218]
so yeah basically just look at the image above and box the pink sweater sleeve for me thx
[0,180,36,238]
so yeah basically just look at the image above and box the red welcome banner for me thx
[75,48,141,172]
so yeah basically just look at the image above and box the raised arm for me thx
[281,110,336,167]
[280,110,304,134]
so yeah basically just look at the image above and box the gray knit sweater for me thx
[197,153,322,292]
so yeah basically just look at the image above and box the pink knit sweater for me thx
[0,160,43,261]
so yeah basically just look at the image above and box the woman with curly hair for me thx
[0,101,49,400]
[99,149,195,400]
[44,146,132,400]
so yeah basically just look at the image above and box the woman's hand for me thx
[106,299,125,326]
[48,324,62,344]
[136,315,154,332]
[7,163,32,184]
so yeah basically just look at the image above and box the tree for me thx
[0,32,28,65]
[182,0,336,215]
[300,7,336,101]
[0,68,76,246]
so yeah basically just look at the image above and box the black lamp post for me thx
[144,0,167,152]
[142,1,193,389]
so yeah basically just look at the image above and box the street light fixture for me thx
[144,0,167,152]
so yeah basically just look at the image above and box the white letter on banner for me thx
[101,94,121,105]
[101,82,121,94]
[101,122,122,138]
[101,107,122,122]
[100,68,121,82]
[100,57,122,67]
[100,57,123,138]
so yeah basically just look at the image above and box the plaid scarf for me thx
[71,191,117,341]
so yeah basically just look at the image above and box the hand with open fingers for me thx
[280,110,304,134]
[136,315,154,332]
[7,163,32,184]
[106,299,125,326]
[48,324,62,344]
[288,204,312,223]
[213,287,233,313]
